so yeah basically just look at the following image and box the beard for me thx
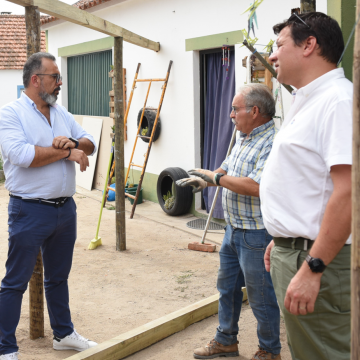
[39,87,60,106]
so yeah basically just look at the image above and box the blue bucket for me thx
[106,183,116,201]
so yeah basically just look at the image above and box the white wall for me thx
[0,70,24,109]
[44,0,327,175]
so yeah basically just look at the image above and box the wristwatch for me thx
[305,254,327,273]
[215,173,225,186]
[69,137,79,148]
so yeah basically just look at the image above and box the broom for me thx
[88,139,115,250]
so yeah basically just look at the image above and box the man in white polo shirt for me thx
[260,12,352,360]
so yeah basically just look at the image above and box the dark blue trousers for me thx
[0,197,77,355]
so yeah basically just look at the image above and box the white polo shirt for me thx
[260,68,352,244]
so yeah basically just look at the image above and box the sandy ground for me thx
[0,183,291,360]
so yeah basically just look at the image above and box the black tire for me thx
[157,167,193,216]
[137,108,161,143]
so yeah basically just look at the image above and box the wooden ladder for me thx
[105,61,173,219]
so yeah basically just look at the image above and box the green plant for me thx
[175,271,194,284]
[111,125,115,133]
[110,65,114,70]
[141,127,148,136]
[163,191,175,210]
[174,286,188,292]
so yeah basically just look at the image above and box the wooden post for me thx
[25,5,41,56]
[264,56,273,91]
[114,37,126,251]
[300,0,315,13]
[352,2,360,358]
[242,39,293,94]
[25,5,45,340]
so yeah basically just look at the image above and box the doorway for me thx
[199,47,235,218]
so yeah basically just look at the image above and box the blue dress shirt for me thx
[0,92,97,199]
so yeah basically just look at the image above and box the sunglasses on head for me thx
[288,12,310,28]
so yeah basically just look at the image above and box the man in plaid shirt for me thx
[177,83,280,360]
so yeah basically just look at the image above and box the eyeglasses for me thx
[231,105,258,115]
[288,12,310,28]
[36,73,62,83]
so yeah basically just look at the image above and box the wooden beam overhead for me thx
[6,0,160,52]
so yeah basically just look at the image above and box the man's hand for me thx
[68,149,89,172]
[284,264,322,316]
[53,136,75,150]
[264,240,274,272]
[188,169,217,185]
[176,177,208,193]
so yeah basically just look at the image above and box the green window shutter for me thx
[68,50,112,116]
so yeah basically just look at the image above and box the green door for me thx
[68,50,112,116]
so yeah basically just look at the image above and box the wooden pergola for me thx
[4,0,360,359]
[7,0,160,340]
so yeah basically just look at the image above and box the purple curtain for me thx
[203,51,235,219]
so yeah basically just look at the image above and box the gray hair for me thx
[237,83,275,118]
[23,52,56,88]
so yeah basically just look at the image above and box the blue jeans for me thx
[214,225,281,354]
[0,197,77,355]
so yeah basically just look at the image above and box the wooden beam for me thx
[300,0,316,13]
[114,37,126,251]
[64,288,247,360]
[242,39,293,94]
[25,5,45,340]
[64,293,220,360]
[29,252,44,339]
[6,0,160,52]
[352,2,360,359]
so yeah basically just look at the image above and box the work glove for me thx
[176,177,208,194]
[188,168,217,185]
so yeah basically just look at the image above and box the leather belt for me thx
[10,194,70,208]
[273,236,314,251]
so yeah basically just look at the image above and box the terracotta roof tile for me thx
[0,15,46,70]
[40,0,113,25]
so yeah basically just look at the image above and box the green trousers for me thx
[270,244,350,360]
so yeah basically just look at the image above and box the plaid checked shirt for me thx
[221,120,277,229]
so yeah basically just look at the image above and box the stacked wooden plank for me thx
[242,54,273,90]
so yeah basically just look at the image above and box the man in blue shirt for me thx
[0,52,98,360]
[177,84,281,360]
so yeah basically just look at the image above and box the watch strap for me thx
[64,148,71,160]
[215,173,225,186]
[69,137,79,148]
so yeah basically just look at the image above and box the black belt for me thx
[273,236,314,251]
[10,194,70,208]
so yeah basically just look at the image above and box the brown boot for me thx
[251,347,282,360]
[193,339,239,359]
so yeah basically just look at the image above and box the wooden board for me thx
[76,117,103,191]
[6,0,160,52]
[65,294,220,360]
[92,117,114,190]
[65,288,247,360]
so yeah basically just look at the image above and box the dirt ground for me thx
[0,183,291,360]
